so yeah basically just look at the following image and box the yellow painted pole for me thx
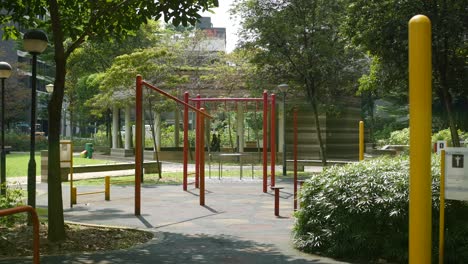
[439,150,445,264]
[359,121,364,161]
[105,176,110,201]
[409,14,432,264]
[71,187,77,205]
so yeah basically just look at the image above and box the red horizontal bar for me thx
[189,98,264,102]
[142,81,213,119]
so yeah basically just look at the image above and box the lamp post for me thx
[0,62,12,195]
[278,83,289,176]
[23,29,48,209]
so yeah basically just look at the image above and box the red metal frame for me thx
[199,108,206,205]
[183,92,189,191]
[136,76,212,215]
[135,75,143,215]
[188,92,273,193]
[195,95,201,188]
[0,206,40,263]
[293,108,298,210]
[263,91,268,193]
[270,94,276,187]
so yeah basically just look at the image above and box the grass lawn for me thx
[5,152,116,177]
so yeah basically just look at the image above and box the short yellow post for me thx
[359,121,364,161]
[105,176,110,201]
[439,150,445,264]
[409,14,432,263]
[71,187,77,205]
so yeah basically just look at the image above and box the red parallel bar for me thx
[190,98,263,102]
[293,107,298,210]
[200,108,206,206]
[271,94,276,187]
[183,92,189,191]
[263,91,268,193]
[142,81,212,118]
[135,75,143,216]
[0,205,40,263]
[195,95,201,188]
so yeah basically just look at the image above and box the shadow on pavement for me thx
[0,231,332,264]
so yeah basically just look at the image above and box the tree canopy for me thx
[233,0,365,163]
[0,0,218,242]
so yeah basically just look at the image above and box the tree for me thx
[344,0,467,146]
[0,0,218,242]
[233,0,365,165]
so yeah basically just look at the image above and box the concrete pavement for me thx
[2,177,347,264]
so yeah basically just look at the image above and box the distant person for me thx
[211,133,220,152]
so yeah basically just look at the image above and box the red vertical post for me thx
[200,108,206,206]
[195,95,201,188]
[183,92,189,191]
[293,107,298,210]
[262,91,268,193]
[272,187,283,216]
[135,75,143,216]
[271,94,276,187]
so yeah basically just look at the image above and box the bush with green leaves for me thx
[293,155,468,263]
[0,183,25,227]
[5,132,48,151]
[432,128,468,146]
[377,127,410,146]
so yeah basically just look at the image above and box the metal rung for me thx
[77,190,105,196]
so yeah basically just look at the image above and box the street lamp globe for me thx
[46,84,54,93]
[23,30,48,54]
[277,83,289,93]
[0,62,12,79]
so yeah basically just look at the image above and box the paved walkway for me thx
[3,155,345,264]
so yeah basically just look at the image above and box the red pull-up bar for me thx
[135,75,212,215]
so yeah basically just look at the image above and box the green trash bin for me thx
[84,143,94,159]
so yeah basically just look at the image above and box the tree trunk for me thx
[47,0,66,242]
[310,98,327,166]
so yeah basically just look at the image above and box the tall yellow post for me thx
[359,121,364,161]
[409,15,432,263]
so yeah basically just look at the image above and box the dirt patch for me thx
[0,222,153,258]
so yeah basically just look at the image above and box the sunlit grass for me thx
[6,153,116,177]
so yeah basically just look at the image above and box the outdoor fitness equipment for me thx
[183,92,277,194]
[135,75,212,215]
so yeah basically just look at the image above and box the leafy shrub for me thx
[293,155,468,263]
[5,133,48,151]
[0,183,25,227]
[432,128,468,146]
[377,127,410,146]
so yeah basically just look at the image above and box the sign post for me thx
[439,147,468,264]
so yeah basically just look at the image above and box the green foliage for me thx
[432,128,468,145]
[5,132,48,151]
[378,128,410,146]
[0,184,25,227]
[293,155,468,263]
[377,128,467,147]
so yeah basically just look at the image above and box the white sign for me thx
[437,140,447,154]
[445,148,468,201]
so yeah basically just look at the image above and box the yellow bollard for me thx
[105,176,110,201]
[409,14,432,263]
[71,187,77,205]
[359,121,364,161]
